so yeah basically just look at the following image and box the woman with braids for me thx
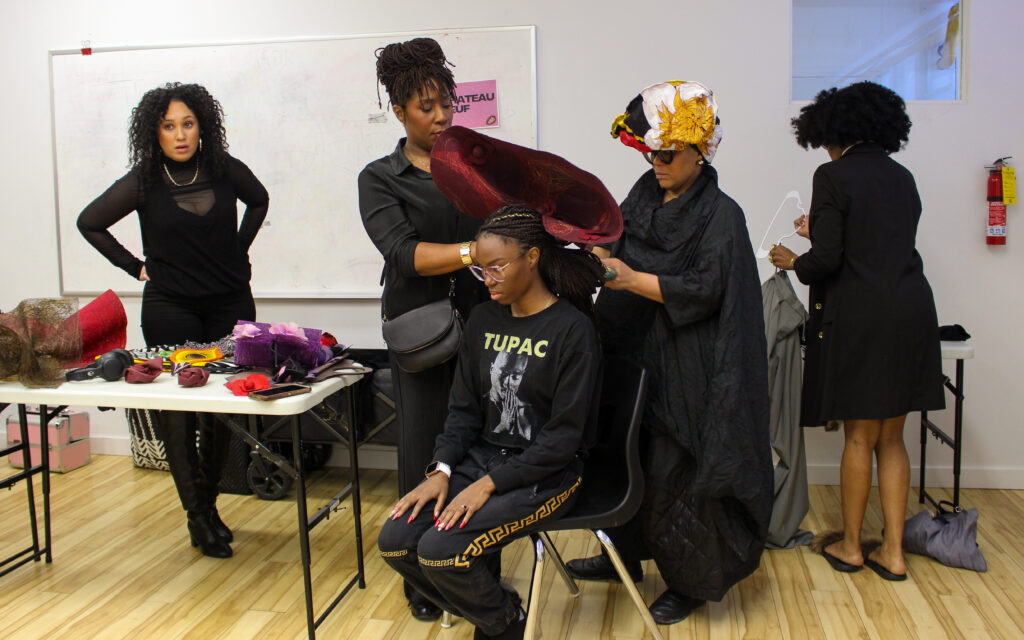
[769,81,943,581]
[77,83,268,558]
[378,206,604,640]
[358,37,488,621]
[566,81,772,624]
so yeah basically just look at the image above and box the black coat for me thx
[597,166,772,602]
[794,143,944,425]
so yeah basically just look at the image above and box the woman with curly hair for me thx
[378,206,604,640]
[358,37,488,621]
[769,81,944,581]
[78,82,268,559]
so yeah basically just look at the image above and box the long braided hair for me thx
[374,37,457,108]
[477,206,605,320]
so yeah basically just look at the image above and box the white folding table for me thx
[0,372,364,639]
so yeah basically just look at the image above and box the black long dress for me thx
[597,165,772,602]
[794,143,944,426]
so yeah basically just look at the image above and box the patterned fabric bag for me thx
[126,408,168,471]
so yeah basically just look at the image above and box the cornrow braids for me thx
[478,206,605,320]
[374,37,457,109]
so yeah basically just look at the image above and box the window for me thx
[793,1,963,100]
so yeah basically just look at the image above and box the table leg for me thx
[39,403,52,563]
[19,404,41,558]
[952,359,965,508]
[919,411,928,505]
[292,414,316,640]
[345,386,365,588]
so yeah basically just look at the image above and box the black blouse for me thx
[358,139,486,320]
[77,155,268,297]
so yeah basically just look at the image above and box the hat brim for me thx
[431,127,622,245]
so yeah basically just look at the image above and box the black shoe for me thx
[409,599,442,622]
[188,512,232,558]
[209,508,233,543]
[473,607,526,639]
[648,589,704,625]
[566,553,643,582]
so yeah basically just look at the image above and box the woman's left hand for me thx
[435,475,496,531]
[768,244,799,270]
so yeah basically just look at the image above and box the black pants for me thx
[141,284,255,516]
[378,443,582,636]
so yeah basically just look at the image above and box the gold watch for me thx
[459,242,473,266]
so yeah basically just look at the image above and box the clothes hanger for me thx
[755,190,807,259]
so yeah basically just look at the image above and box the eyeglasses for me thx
[468,254,524,282]
[643,149,677,165]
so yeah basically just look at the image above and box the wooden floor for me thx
[1,456,1022,640]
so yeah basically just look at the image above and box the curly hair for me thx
[374,37,456,109]
[791,81,911,154]
[128,82,229,183]
[477,206,605,320]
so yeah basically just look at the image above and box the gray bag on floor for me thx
[126,408,169,471]
[903,502,987,572]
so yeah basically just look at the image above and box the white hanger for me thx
[755,190,807,259]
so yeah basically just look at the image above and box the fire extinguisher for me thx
[986,157,1012,245]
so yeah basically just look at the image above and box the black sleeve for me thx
[76,172,146,279]
[432,318,485,467]
[657,202,734,329]
[229,158,269,251]
[794,166,844,285]
[357,165,420,278]
[487,319,599,493]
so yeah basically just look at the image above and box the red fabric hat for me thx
[68,290,128,367]
[430,126,623,245]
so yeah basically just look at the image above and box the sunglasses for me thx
[468,253,525,282]
[643,149,678,165]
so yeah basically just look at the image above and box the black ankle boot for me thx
[188,511,232,558]
[566,551,643,582]
[208,508,233,543]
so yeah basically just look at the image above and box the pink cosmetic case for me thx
[6,407,91,473]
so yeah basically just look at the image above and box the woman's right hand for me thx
[138,266,150,281]
[794,215,809,239]
[390,474,449,523]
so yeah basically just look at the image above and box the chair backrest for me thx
[562,354,648,529]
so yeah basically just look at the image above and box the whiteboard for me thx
[49,27,537,298]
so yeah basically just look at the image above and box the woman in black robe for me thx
[567,81,772,624]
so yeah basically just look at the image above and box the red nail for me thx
[407,515,414,524]
[459,521,466,529]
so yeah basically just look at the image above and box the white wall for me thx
[2,0,1021,488]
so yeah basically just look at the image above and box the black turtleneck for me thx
[77,155,269,297]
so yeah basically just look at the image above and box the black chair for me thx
[521,355,663,640]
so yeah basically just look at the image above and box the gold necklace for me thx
[163,156,199,187]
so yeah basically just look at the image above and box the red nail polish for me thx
[459,521,466,529]
[407,515,414,524]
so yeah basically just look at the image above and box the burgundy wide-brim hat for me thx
[430,126,623,245]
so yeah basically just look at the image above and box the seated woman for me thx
[377,206,605,640]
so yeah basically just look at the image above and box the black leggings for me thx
[140,284,255,518]
[141,284,255,346]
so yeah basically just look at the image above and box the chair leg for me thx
[440,611,453,628]
[539,531,580,596]
[523,536,546,640]
[596,530,664,640]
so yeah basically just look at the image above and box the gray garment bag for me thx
[762,271,814,549]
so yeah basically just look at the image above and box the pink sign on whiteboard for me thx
[453,80,499,129]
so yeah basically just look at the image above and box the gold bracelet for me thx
[789,256,796,269]
[459,242,473,266]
